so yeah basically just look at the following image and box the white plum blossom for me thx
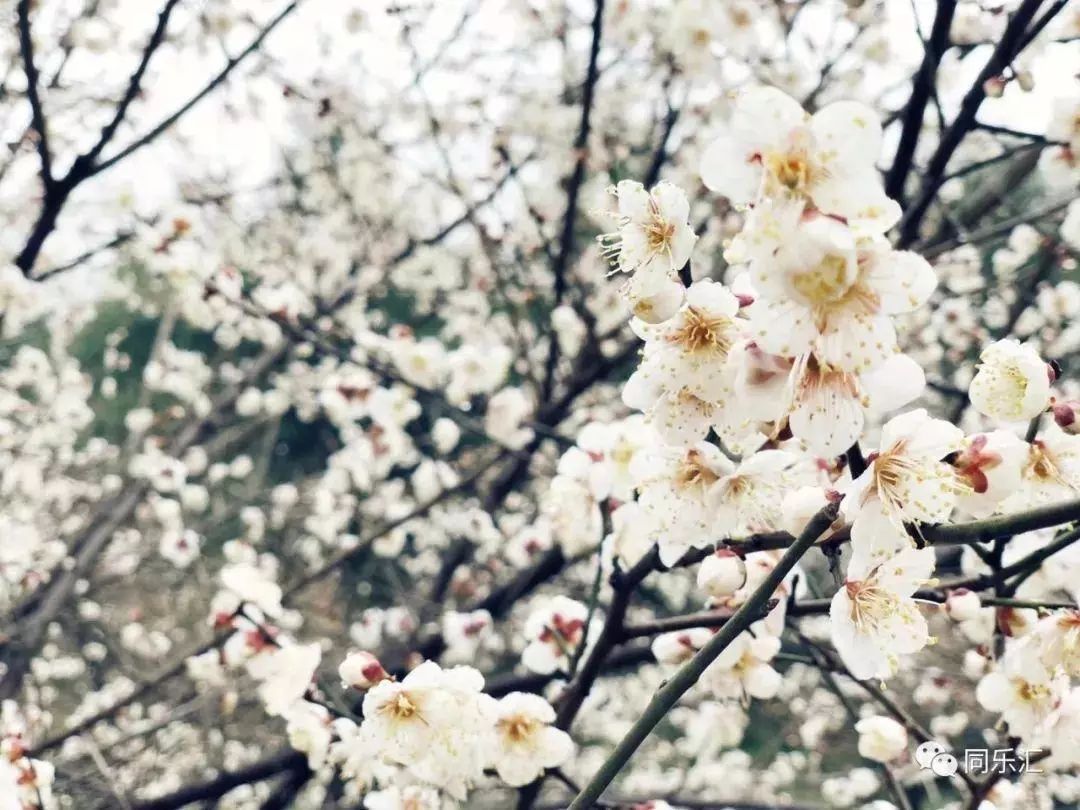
[363,785,442,810]
[700,87,900,233]
[633,442,734,566]
[854,715,908,763]
[362,661,497,799]
[785,352,926,458]
[976,651,1069,739]
[1027,610,1080,678]
[522,596,592,675]
[599,180,697,292]
[338,650,390,690]
[709,449,797,536]
[702,629,784,702]
[745,219,936,373]
[843,409,967,546]
[488,692,574,786]
[248,643,321,716]
[944,589,982,622]
[952,430,1029,519]
[968,339,1053,423]
[830,545,936,681]
[623,280,746,445]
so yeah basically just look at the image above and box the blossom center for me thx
[499,713,540,743]
[384,692,420,721]
[791,253,853,305]
[674,449,721,490]
[766,151,812,192]
[670,307,734,356]
[845,578,900,633]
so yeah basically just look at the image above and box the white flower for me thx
[159,529,201,568]
[1062,198,1080,252]
[283,701,332,770]
[633,442,734,566]
[599,180,697,289]
[362,661,497,800]
[606,501,654,568]
[542,464,604,557]
[488,692,574,787]
[952,430,1029,519]
[219,563,283,618]
[709,449,796,536]
[432,417,461,453]
[976,651,1068,739]
[700,87,899,233]
[485,387,534,449]
[785,352,926,459]
[441,610,494,664]
[1028,609,1080,678]
[697,549,747,599]
[390,337,448,389]
[363,785,442,810]
[746,220,936,373]
[652,628,713,665]
[703,629,784,701]
[248,642,321,716]
[1036,686,1080,768]
[854,715,908,763]
[0,760,20,810]
[830,546,936,681]
[522,596,591,675]
[843,409,966,536]
[1047,94,1080,155]
[969,339,1052,423]
[623,272,685,324]
[623,280,745,445]
[1004,424,1080,508]
[576,416,651,502]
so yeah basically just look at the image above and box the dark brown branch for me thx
[16,0,53,190]
[541,0,605,402]
[130,749,308,810]
[897,0,1053,247]
[885,0,957,203]
[81,0,183,169]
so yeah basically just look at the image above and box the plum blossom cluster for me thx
[592,85,1077,700]
[194,617,576,805]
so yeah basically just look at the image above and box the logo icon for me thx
[914,740,957,776]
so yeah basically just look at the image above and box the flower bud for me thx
[1016,70,1034,92]
[338,651,390,690]
[983,76,1006,98]
[963,648,990,679]
[697,549,747,598]
[651,629,709,664]
[1054,401,1080,434]
[945,589,982,622]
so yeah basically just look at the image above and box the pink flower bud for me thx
[338,651,390,689]
[1054,401,1080,433]
[983,76,1006,98]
